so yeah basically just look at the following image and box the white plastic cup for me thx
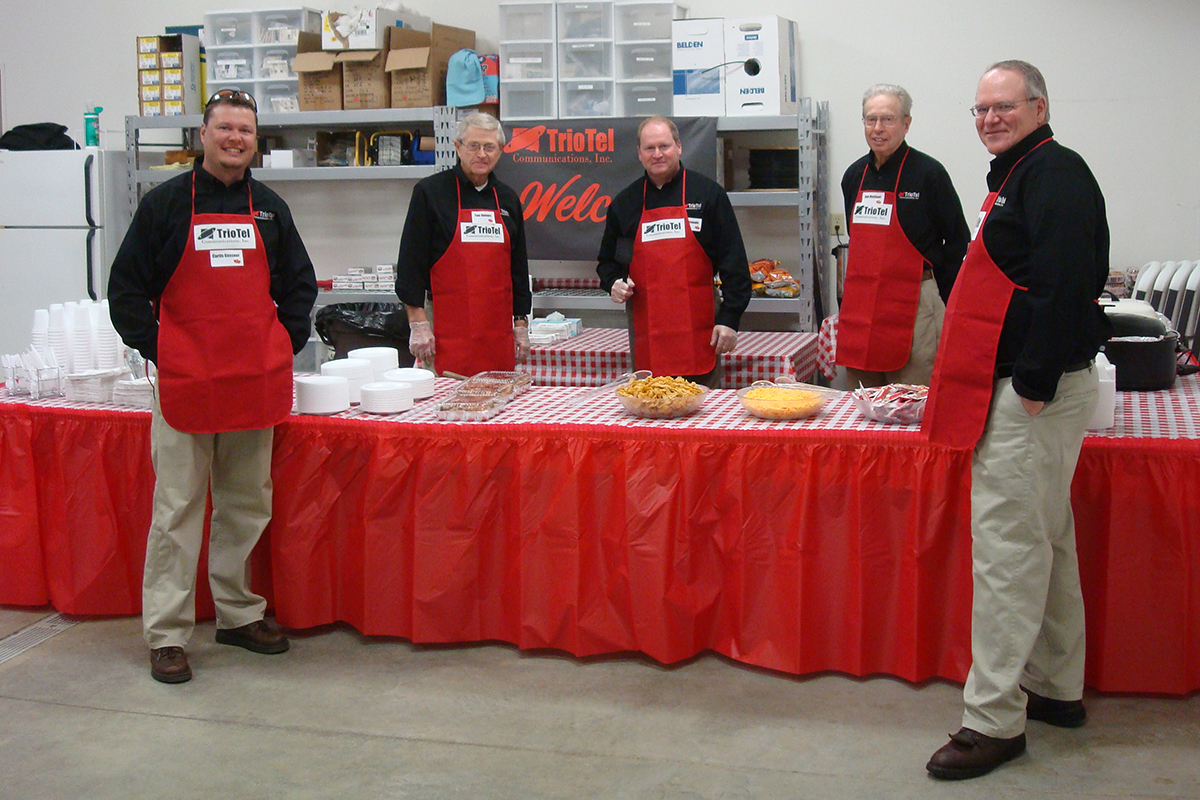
[48,304,66,331]
[32,309,50,333]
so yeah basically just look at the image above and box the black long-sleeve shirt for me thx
[981,124,1111,401]
[394,163,532,316]
[596,166,752,330]
[841,142,970,302]
[107,159,318,364]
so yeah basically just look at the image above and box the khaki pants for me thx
[845,277,944,388]
[962,367,1098,737]
[143,392,274,649]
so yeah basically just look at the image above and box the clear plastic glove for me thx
[408,320,435,362]
[610,277,635,303]
[711,324,737,355]
[514,325,531,363]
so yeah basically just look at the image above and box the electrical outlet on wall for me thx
[830,212,846,235]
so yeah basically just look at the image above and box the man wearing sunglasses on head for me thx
[923,60,1110,780]
[395,111,532,376]
[108,89,318,684]
[836,84,970,389]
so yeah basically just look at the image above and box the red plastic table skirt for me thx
[2,400,1198,693]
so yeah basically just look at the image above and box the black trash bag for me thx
[0,123,80,150]
[314,302,415,366]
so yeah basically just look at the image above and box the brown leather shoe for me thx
[1023,687,1086,728]
[215,619,289,654]
[926,727,1026,780]
[150,646,192,684]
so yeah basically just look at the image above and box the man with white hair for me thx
[836,84,969,387]
[396,111,532,376]
[924,60,1110,780]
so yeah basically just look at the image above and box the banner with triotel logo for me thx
[499,117,717,261]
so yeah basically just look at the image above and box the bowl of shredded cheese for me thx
[736,381,831,420]
[615,375,709,419]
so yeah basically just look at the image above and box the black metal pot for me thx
[1101,312,1177,391]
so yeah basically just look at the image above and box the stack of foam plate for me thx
[295,375,350,415]
[320,357,373,403]
[347,346,400,381]
[358,381,415,414]
[383,367,436,398]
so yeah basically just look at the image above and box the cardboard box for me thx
[723,16,799,116]
[140,84,162,103]
[137,35,161,54]
[672,18,726,118]
[162,68,183,86]
[135,33,203,116]
[322,6,431,50]
[338,46,390,110]
[385,24,476,109]
[140,100,163,117]
[140,69,161,87]
[138,52,159,70]
[159,51,183,69]
[163,100,186,116]
[293,32,343,111]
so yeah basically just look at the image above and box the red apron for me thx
[156,172,294,434]
[428,178,515,377]
[627,169,716,376]
[922,137,1052,449]
[836,150,928,372]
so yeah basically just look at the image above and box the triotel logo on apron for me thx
[460,211,506,243]
[852,191,893,226]
[640,218,687,241]
[193,223,257,250]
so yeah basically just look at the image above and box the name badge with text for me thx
[640,218,687,242]
[460,220,506,243]
[852,193,893,227]
[209,250,245,267]
[194,223,256,251]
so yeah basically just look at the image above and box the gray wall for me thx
[2,0,1196,281]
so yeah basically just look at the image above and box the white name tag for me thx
[852,194,893,226]
[193,223,256,251]
[688,217,702,233]
[460,220,506,243]
[972,209,987,241]
[471,210,498,225]
[209,249,245,267]
[640,218,687,242]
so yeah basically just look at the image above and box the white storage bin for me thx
[617,41,670,79]
[615,1,679,41]
[262,82,301,114]
[257,48,295,80]
[211,48,254,81]
[559,40,613,78]
[256,8,321,44]
[499,1,557,40]
[206,12,253,47]
[557,1,613,40]
[618,81,671,115]
[500,82,557,119]
[501,42,556,80]
[559,78,614,117]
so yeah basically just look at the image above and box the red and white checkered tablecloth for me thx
[519,328,819,389]
[817,314,838,380]
[6,374,1197,440]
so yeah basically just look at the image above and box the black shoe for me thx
[150,646,192,683]
[1023,687,1086,728]
[926,727,1026,780]
[215,619,289,654]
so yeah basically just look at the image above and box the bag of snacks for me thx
[850,383,928,425]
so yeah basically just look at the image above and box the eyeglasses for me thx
[863,114,902,128]
[206,89,257,112]
[459,141,499,154]
[970,97,1036,118]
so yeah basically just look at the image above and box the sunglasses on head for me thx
[206,89,257,111]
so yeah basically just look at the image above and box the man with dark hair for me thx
[109,89,318,683]
[837,83,969,387]
[395,111,532,376]
[923,60,1110,780]
[596,115,751,388]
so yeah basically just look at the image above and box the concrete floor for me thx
[0,606,1196,800]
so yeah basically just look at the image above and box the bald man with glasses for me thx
[836,84,969,388]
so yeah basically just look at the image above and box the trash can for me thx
[314,303,415,366]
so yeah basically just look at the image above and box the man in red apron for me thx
[597,116,752,387]
[395,112,532,376]
[836,84,970,387]
[923,62,1110,780]
[108,90,318,683]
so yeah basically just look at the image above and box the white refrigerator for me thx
[0,148,128,355]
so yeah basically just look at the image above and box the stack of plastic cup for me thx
[70,304,95,373]
[46,304,69,372]
[31,309,50,358]
[95,300,123,369]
